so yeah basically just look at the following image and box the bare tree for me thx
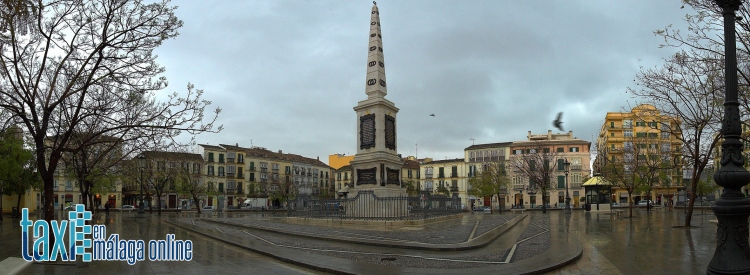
[0,1,221,229]
[648,0,750,226]
[511,141,561,213]
[628,49,723,226]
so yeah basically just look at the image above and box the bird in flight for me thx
[429,114,435,117]
[553,112,564,131]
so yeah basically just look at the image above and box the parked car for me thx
[474,206,491,212]
[637,200,653,206]
[63,205,75,211]
[202,206,214,212]
[121,205,135,211]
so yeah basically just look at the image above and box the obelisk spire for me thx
[365,1,387,99]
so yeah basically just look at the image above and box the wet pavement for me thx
[0,207,729,274]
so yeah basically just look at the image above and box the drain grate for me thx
[380,257,397,262]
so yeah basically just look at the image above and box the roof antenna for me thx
[250,139,253,148]
[470,138,475,145]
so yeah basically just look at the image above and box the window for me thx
[227,152,236,162]
[543,148,550,153]
[661,132,670,138]
[238,154,244,163]
[285,166,291,174]
[611,133,615,137]
[557,159,565,171]
[193,163,200,174]
[250,173,255,181]
[408,170,413,178]
[219,182,224,192]
[219,154,224,163]
[649,144,658,149]
[227,165,236,176]
[451,166,457,177]
[569,147,579,152]
[218,166,225,176]
[610,121,615,128]
[624,130,633,137]
[438,167,444,178]
[623,120,633,129]
[207,165,215,176]
[661,143,671,152]
[558,176,565,188]
[636,132,647,137]
[648,133,658,138]
[636,121,645,127]
[208,152,214,162]
[513,149,523,155]
[157,161,166,171]
[557,147,564,152]
[648,121,658,128]
[611,144,615,150]
[249,162,255,171]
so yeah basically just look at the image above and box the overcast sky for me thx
[154,0,696,164]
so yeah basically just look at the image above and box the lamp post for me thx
[709,1,750,274]
[563,159,571,214]
[138,154,146,215]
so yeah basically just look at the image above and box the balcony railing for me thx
[249,167,255,171]
[272,169,279,174]
[237,158,244,164]
[513,184,525,190]
[450,173,457,178]
[237,173,244,179]
[227,172,235,178]
[227,158,235,163]
[425,174,433,179]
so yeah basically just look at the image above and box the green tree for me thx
[403,179,419,196]
[0,128,39,220]
[468,160,511,213]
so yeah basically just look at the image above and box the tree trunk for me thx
[192,193,201,214]
[0,190,3,221]
[496,193,502,213]
[16,193,22,213]
[157,192,162,216]
[628,190,633,218]
[684,177,699,227]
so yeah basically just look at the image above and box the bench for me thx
[0,257,31,275]
[511,209,525,214]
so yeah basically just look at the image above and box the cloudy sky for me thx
[154,0,696,164]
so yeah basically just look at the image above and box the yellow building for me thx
[329,154,355,170]
[420,158,468,207]
[595,104,683,205]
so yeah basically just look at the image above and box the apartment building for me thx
[595,104,683,205]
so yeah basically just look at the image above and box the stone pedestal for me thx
[345,186,408,218]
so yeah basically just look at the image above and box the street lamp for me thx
[709,1,750,274]
[138,154,146,215]
[563,159,571,214]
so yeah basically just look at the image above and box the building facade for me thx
[594,104,683,205]
[508,131,591,209]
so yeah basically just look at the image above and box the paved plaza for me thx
[0,207,724,274]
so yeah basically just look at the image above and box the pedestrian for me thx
[105,203,110,214]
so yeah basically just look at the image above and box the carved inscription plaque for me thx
[387,168,400,185]
[357,168,377,185]
[360,114,375,149]
[385,114,395,150]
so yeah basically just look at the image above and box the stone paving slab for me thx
[165,212,582,275]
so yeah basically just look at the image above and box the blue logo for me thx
[21,204,193,265]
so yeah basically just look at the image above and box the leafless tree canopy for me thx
[0,0,221,225]
[511,141,563,212]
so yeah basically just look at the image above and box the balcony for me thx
[513,184,525,190]
[227,172,235,178]
[227,157,235,163]
[236,189,244,195]
[425,173,433,179]
[237,158,244,164]
[237,173,244,179]
[570,183,582,189]
[272,169,279,174]
[65,186,74,191]
[207,172,214,176]
[438,174,445,178]
[218,172,225,177]
[260,168,268,173]
[249,167,255,171]
[450,173,457,178]
[571,165,582,171]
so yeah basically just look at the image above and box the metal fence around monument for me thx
[288,190,461,220]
